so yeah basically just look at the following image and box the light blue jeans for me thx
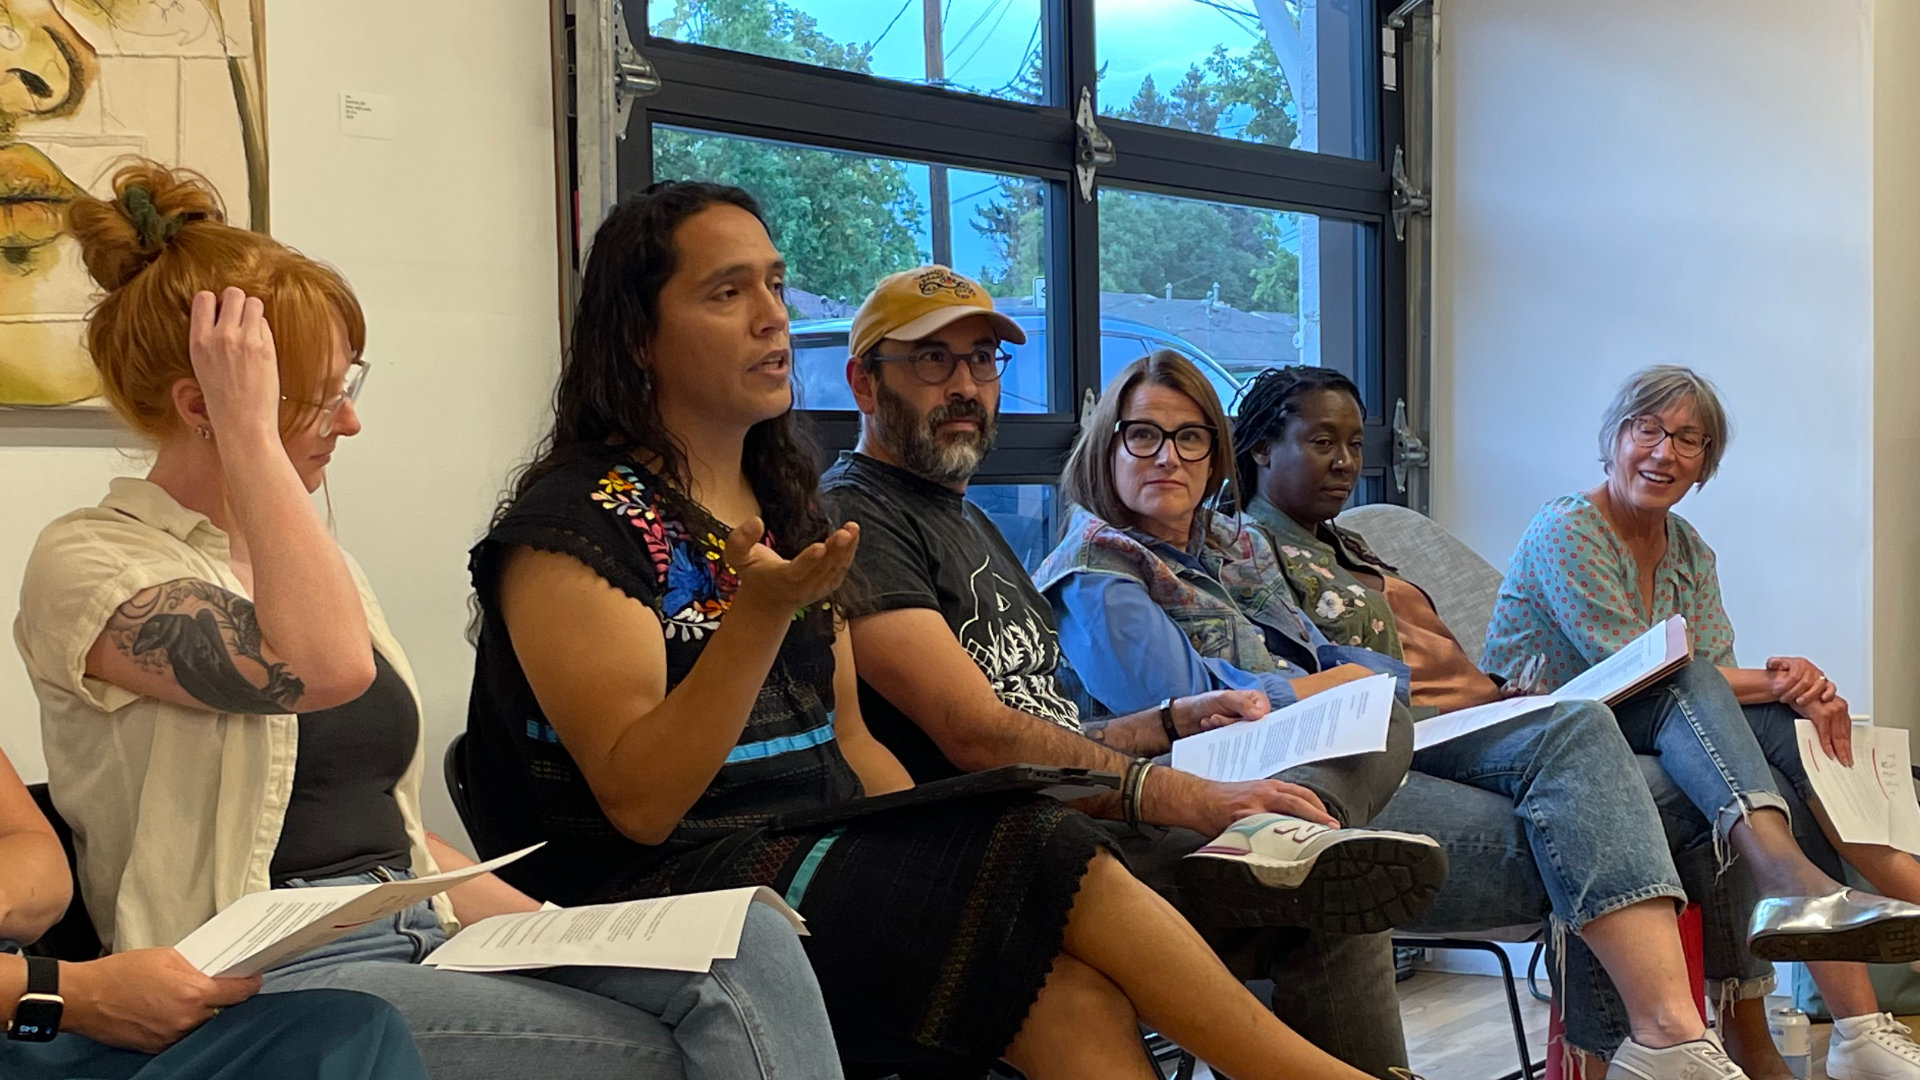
[261,870,844,1080]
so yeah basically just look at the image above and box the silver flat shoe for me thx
[1749,888,1920,963]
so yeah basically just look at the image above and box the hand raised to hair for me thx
[188,287,281,441]
[723,516,860,617]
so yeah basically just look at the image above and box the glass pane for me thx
[966,484,1060,573]
[1096,0,1374,159]
[649,0,1048,104]
[653,126,1057,413]
[1096,187,1369,415]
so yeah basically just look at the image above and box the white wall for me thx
[1431,0,1881,709]
[0,0,562,843]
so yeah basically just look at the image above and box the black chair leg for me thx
[1395,937,1541,1080]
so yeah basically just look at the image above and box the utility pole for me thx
[923,0,953,267]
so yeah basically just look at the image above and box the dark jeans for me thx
[0,989,429,1080]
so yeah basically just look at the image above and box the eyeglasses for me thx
[1116,419,1217,463]
[1626,414,1708,460]
[284,359,369,438]
[872,345,1010,386]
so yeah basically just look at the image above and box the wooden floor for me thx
[1396,974,1854,1080]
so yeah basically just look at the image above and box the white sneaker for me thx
[1607,1030,1747,1079]
[1176,813,1447,935]
[1829,1013,1920,1080]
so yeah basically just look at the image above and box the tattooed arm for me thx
[83,577,358,714]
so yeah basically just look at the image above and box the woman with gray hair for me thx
[1486,364,1920,1080]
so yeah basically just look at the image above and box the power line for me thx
[949,0,1016,80]
[865,0,917,59]
[944,0,1010,66]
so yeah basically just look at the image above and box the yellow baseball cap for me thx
[849,265,1026,359]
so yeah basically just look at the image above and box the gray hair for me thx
[1597,364,1730,485]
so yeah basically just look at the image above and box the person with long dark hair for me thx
[14,159,842,1080]
[461,180,1428,1080]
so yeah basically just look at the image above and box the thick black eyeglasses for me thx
[1115,419,1217,462]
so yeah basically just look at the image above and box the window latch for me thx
[1074,87,1114,202]
[1392,397,1430,495]
[608,0,661,138]
[1390,146,1430,242]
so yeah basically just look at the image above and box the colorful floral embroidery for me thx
[592,465,740,640]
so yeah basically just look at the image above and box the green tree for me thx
[650,0,926,304]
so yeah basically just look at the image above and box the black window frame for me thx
[611,0,1409,503]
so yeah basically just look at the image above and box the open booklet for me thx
[1170,673,1395,782]
[175,845,545,977]
[424,887,805,974]
[1412,615,1692,752]
[175,842,806,978]
[1795,719,1920,854]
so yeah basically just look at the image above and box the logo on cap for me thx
[914,268,977,299]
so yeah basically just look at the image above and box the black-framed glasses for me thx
[872,345,1010,386]
[1116,419,1217,463]
[1626,414,1708,460]
[285,359,369,438]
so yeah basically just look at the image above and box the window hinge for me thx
[608,0,660,138]
[1074,87,1114,202]
[1390,146,1430,242]
[1392,397,1430,495]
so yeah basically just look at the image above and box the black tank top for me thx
[269,651,417,883]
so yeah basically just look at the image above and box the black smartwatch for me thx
[7,955,62,1042]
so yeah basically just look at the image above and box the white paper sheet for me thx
[1412,695,1558,752]
[1412,617,1693,753]
[1797,721,1920,855]
[1170,674,1394,783]
[174,845,542,977]
[423,887,806,974]
[1554,616,1689,705]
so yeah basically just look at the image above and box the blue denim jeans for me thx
[1409,700,1686,930]
[1609,661,1793,840]
[261,870,844,1080]
[0,989,429,1080]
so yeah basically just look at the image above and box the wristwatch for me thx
[7,955,62,1042]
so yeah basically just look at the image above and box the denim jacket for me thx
[1035,507,1320,675]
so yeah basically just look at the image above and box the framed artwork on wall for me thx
[0,0,267,411]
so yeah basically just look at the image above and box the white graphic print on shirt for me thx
[956,558,1082,731]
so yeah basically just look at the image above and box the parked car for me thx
[790,306,1252,415]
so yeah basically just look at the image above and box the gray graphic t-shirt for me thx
[820,452,1080,782]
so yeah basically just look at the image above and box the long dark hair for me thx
[495,181,827,556]
[1229,365,1363,497]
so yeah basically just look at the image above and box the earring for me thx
[195,426,213,441]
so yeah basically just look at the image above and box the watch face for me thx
[8,996,62,1042]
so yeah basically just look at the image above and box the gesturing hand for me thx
[62,948,261,1054]
[724,517,860,617]
[188,287,282,441]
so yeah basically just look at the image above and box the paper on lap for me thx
[174,845,542,977]
[1412,617,1691,751]
[1797,720,1920,855]
[423,888,806,974]
[1170,674,1394,782]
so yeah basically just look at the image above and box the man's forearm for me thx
[1081,709,1167,757]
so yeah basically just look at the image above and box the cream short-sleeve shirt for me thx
[14,477,448,953]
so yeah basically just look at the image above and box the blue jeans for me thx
[1408,700,1686,930]
[1609,661,1793,840]
[0,988,429,1080]
[261,870,844,1080]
